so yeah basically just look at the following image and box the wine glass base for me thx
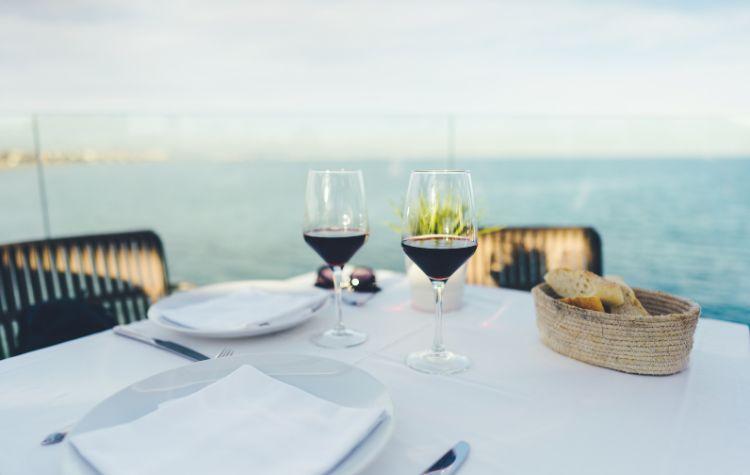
[311,328,368,348]
[406,349,471,375]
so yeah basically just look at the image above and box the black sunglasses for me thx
[315,266,381,293]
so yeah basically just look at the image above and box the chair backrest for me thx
[0,230,170,358]
[466,226,602,291]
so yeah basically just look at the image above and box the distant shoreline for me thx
[1,154,748,171]
[0,150,167,170]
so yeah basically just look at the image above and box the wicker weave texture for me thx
[532,283,700,375]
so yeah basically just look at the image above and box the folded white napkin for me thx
[160,289,328,331]
[71,365,387,475]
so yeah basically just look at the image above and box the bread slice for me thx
[604,275,626,286]
[544,268,625,306]
[561,296,605,312]
[609,281,650,316]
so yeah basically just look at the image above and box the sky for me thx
[0,0,749,157]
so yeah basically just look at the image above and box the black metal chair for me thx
[466,226,602,291]
[0,230,171,358]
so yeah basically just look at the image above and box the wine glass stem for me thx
[431,280,446,356]
[332,265,346,334]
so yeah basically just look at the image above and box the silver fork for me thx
[41,347,235,446]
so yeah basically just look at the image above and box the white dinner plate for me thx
[62,353,394,475]
[147,280,329,338]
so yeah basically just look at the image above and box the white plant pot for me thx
[405,256,466,313]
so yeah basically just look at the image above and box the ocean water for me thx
[1,159,748,324]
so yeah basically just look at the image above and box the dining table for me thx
[1,270,748,475]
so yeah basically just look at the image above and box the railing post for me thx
[447,114,456,168]
[32,114,51,238]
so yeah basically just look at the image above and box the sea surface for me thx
[1,159,748,324]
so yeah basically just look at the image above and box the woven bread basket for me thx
[532,283,701,375]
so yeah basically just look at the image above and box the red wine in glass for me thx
[304,228,368,267]
[304,169,369,348]
[400,170,478,375]
[401,236,477,281]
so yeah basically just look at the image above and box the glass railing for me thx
[1,114,747,325]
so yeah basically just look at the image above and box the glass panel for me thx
[35,115,450,284]
[455,116,750,325]
[0,116,45,242]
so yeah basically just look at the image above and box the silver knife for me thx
[113,325,210,361]
[422,441,470,475]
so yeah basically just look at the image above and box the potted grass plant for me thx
[392,197,471,313]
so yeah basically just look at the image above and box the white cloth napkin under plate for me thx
[160,288,328,331]
[71,364,387,475]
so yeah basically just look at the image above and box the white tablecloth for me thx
[0,271,748,475]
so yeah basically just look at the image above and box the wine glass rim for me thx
[308,169,362,174]
[411,169,470,174]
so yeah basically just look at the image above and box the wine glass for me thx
[401,170,478,374]
[303,170,369,348]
